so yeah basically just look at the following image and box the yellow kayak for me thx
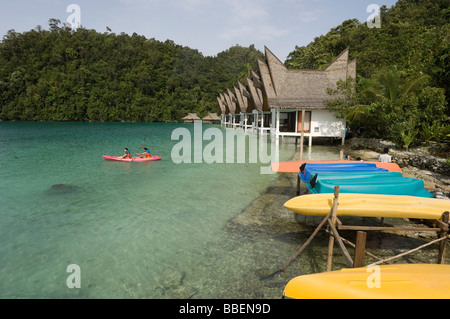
[283,264,450,299]
[284,193,450,220]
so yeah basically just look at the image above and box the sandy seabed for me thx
[221,148,450,298]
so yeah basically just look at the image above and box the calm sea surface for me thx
[0,122,346,298]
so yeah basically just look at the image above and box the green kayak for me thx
[306,175,434,198]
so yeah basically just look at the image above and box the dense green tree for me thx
[0,21,262,122]
[288,0,449,150]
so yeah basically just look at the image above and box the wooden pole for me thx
[280,210,333,272]
[369,235,450,266]
[328,219,354,268]
[437,211,449,264]
[337,224,441,232]
[353,231,367,268]
[336,232,385,263]
[326,186,340,272]
[300,109,305,161]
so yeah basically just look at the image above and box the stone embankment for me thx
[346,138,450,175]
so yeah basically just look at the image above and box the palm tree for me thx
[238,63,252,84]
[361,71,430,148]
[363,71,429,107]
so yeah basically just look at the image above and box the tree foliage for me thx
[0,21,263,122]
[287,0,449,149]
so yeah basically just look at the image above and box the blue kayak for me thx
[306,175,434,198]
[299,163,388,182]
[307,171,403,184]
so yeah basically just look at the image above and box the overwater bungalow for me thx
[246,70,271,135]
[217,93,228,126]
[223,89,240,128]
[257,46,356,145]
[218,47,356,145]
[234,82,253,131]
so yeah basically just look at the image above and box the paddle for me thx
[135,136,148,158]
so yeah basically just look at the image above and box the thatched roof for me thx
[202,113,221,121]
[234,82,252,113]
[257,46,356,109]
[217,94,227,114]
[245,70,267,112]
[217,46,356,113]
[183,113,201,120]
[223,89,239,115]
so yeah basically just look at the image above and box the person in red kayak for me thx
[137,146,151,158]
[122,148,131,159]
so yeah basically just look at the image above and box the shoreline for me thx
[223,146,450,298]
[228,144,450,241]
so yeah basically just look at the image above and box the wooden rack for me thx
[279,186,450,273]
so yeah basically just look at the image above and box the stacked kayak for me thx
[284,193,450,219]
[102,155,162,162]
[283,264,450,299]
[299,163,433,198]
[272,160,403,174]
[299,162,388,182]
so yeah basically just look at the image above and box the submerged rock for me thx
[169,285,199,299]
[161,269,185,290]
[46,184,81,195]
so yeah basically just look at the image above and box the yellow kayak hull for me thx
[283,264,450,299]
[284,193,450,220]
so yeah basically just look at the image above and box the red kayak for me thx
[102,155,162,162]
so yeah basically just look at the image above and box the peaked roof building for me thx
[217,46,356,144]
[257,46,356,110]
[183,113,201,123]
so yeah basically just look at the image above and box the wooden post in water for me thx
[279,210,333,273]
[438,211,449,264]
[326,186,340,272]
[299,109,305,161]
[297,109,306,196]
[353,231,367,268]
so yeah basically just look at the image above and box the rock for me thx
[161,270,185,290]
[169,285,199,299]
[46,184,81,195]
[346,137,450,176]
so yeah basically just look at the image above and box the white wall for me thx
[310,109,346,138]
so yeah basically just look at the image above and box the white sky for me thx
[0,0,398,62]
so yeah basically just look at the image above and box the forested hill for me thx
[1,0,448,128]
[285,0,449,149]
[0,19,263,122]
[286,0,449,103]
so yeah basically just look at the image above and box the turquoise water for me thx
[4,122,440,299]
[0,122,302,298]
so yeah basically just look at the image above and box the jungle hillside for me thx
[285,0,449,151]
[0,0,448,153]
[0,20,263,122]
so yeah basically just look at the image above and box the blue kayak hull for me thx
[307,171,403,183]
[299,163,388,182]
[306,176,434,198]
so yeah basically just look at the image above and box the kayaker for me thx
[122,148,131,159]
[137,146,151,158]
